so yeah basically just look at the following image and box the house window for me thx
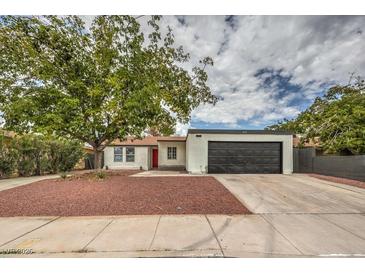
[167,147,177,160]
[114,147,123,162]
[126,147,135,162]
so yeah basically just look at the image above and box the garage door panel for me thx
[208,141,282,174]
[208,142,280,149]
[209,164,281,174]
[208,149,280,157]
[208,156,280,165]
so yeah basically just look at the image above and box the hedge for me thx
[0,133,84,178]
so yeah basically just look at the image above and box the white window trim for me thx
[126,147,135,162]
[167,146,177,160]
[114,146,123,162]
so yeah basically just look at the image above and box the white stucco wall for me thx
[158,141,186,168]
[104,146,150,170]
[186,133,293,174]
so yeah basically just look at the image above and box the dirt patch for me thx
[309,174,365,189]
[0,171,250,216]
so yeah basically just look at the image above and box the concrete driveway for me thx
[214,174,365,256]
[214,174,365,214]
[0,174,364,257]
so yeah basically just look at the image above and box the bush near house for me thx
[0,135,18,178]
[48,138,84,173]
[13,134,48,176]
[0,133,84,178]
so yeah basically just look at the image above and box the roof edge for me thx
[187,129,293,135]
[157,139,186,142]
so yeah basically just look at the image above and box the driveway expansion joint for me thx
[148,215,161,250]
[81,218,115,251]
[205,215,225,257]
[318,215,365,241]
[261,215,304,255]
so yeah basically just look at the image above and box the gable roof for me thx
[109,135,187,146]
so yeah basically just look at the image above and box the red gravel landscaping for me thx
[309,174,365,189]
[0,171,250,216]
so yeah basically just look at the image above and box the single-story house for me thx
[103,129,293,174]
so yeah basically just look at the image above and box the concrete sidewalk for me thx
[1,213,365,258]
[0,170,94,192]
[0,175,60,192]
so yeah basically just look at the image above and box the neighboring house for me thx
[75,145,95,170]
[103,129,293,174]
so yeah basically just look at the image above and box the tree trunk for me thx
[94,148,102,170]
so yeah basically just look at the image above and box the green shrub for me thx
[17,159,34,176]
[95,171,106,180]
[48,138,84,173]
[9,133,84,177]
[13,134,48,176]
[59,172,68,179]
[48,140,63,174]
[0,135,18,178]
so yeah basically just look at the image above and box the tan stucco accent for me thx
[104,146,150,170]
[158,141,186,168]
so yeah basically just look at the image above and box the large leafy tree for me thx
[267,77,365,154]
[0,16,217,168]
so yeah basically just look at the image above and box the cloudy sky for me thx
[91,16,365,135]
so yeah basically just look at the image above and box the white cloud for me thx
[157,16,365,128]
[175,122,190,136]
[83,16,365,129]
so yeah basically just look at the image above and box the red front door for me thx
[152,149,158,168]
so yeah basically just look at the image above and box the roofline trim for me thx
[107,144,158,147]
[157,139,186,142]
[187,129,293,135]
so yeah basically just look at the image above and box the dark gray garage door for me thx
[208,142,282,174]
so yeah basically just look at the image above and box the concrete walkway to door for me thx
[131,170,192,177]
[0,174,365,257]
